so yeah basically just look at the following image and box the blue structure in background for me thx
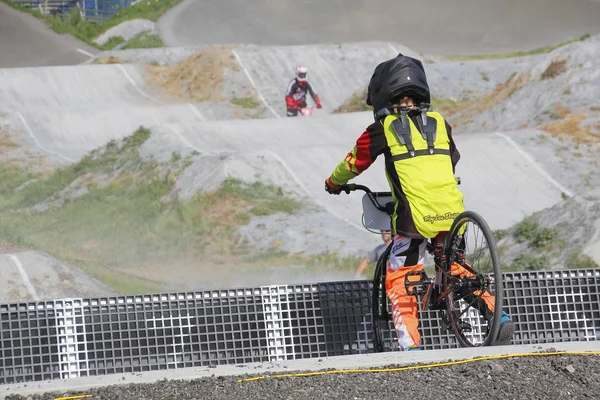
[15,0,137,19]
[79,0,136,19]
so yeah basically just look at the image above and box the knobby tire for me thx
[444,210,503,347]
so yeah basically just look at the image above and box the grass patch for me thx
[430,96,472,116]
[240,247,365,277]
[333,88,370,114]
[121,31,164,49]
[508,254,549,271]
[1,0,180,49]
[493,229,508,241]
[305,252,365,275]
[513,215,558,250]
[432,72,530,124]
[231,97,260,109]
[0,130,306,294]
[335,69,530,120]
[2,134,142,209]
[565,251,599,269]
[216,177,303,216]
[103,36,126,49]
[445,34,591,61]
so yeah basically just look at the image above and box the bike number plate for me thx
[361,194,393,231]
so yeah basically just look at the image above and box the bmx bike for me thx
[339,182,505,351]
[298,105,317,116]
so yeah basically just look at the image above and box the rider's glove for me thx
[325,177,342,195]
[317,102,322,109]
[316,95,323,109]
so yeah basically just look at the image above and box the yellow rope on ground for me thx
[54,395,93,400]
[237,351,600,382]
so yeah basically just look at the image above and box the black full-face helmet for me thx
[366,53,431,119]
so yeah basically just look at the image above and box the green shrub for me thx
[510,254,548,271]
[529,227,556,249]
[566,251,599,269]
[514,216,538,243]
[494,229,508,241]
[513,215,558,250]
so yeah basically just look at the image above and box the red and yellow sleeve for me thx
[329,128,379,185]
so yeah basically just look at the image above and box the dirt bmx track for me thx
[1,0,600,398]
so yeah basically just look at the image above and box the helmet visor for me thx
[297,72,307,79]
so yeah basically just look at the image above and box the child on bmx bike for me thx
[324,53,515,350]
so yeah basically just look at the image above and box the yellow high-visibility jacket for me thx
[329,111,464,239]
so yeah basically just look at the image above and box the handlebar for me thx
[339,177,461,213]
[338,183,370,194]
[339,184,389,213]
[340,177,461,195]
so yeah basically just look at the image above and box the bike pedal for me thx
[404,270,429,296]
[458,320,472,332]
[380,311,393,322]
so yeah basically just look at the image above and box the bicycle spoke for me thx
[445,211,504,347]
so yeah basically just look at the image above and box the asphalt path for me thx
[157,0,600,54]
[0,1,98,68]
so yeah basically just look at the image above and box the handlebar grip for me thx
[339,183,355,194]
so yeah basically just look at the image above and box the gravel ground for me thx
[6,354,599,400]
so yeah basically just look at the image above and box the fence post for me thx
[76,1,85,19]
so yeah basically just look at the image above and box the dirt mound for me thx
[442,71,532,128]
[93,56,124,65]
[144,46,239,102]
[451,35,600,140]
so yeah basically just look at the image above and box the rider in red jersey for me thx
[285,65,322,116]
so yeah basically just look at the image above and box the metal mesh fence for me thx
[1,268,599,384]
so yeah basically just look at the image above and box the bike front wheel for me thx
[371,242,393,352]
[443,211,505,347]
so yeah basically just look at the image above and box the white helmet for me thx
[296,65,308,82]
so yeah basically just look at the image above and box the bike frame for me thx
[340,181,503,350]
[343,182,484,315]
[298,106,317,116]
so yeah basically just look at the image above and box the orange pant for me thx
[385,235,496,349]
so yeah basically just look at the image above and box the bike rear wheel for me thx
[372,243,393,352]
[443,211,504,347]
